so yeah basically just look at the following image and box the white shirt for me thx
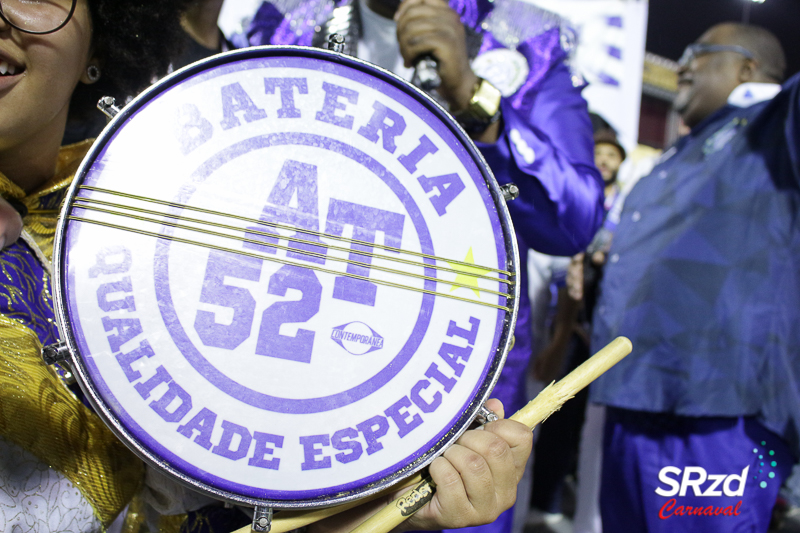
[727,82,781,108]
[357,0,415,81]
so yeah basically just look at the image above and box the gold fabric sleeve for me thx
[120,494,187,533]
[0,313,144,527]
[0,139,94,263]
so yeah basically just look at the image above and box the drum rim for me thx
[51,44,521,509]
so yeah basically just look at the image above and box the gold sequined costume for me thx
[0,141,145,532]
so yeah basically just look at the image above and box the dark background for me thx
[646,0,800,79]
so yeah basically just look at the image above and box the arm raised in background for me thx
[477,34,604,256]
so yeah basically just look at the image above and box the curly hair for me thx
[69,0,191,119]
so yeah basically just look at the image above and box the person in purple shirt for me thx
[239,0,604,436]
[235,1,604,531]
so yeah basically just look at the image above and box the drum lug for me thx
[97,96,121,119]
[327,34,346,54]
[252,505,273,532]
[476,404,499,425]
[500,183,520,202]
[42,341,71,366]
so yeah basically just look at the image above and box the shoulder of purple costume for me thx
[466,0,569,49]
[238,0,334,47]
[474,2,578,97]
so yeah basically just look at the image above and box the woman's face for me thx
[0,0,94,168]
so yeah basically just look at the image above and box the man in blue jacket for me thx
[591,23,800,532]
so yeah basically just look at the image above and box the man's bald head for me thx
[674,23,786,128]
[717,23,786,83]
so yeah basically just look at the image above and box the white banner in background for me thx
[219,0,265,36]
[526,0,648,151]
[220,0,648,150]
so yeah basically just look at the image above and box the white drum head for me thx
[53,46,519,508]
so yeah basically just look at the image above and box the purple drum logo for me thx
[155,130,438,414]
[331,322,385,355]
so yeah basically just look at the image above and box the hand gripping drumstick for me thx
[345,336,633,533]
[233,477,425,533]
[232,336,631,533]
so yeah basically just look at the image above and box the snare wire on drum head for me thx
[68,185,514,312]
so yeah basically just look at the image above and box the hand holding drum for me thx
[343,336,631,533]
[236,337,631,533]
[344,336,632,533]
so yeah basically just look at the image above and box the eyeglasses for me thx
[678,43,755,68]
[0,0,77,35]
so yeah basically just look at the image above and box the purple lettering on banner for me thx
[245,159,326,264]
[177,408,218,450]
[447,317,480,345]
[176,103,213,155]
[325,199,405,307]
[249,432,284,469]
[194,250,260,350]
[115,339,155,382]
[385,396,423,438]
[300,435,332,470]
[425,363,457,393]
[331,427,363,464]
[410,379,442,413]
[418,173,465,216]
[212,420,253,460]
[150,381,193,423]
[315,82,358,129]
[358,101,407,154]
[398,135,438,173]
[356,415,390,455]
[437,343,472,377]
[256,265,321,363]
[220,82,267,130]
[88,246,131,278]
[97,276,135,312]
[264,78,308,119]
[102,316,143,352]
[134,365,172,400]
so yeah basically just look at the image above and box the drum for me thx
[51,46,519,509]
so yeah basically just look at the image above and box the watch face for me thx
[472,79,502,119]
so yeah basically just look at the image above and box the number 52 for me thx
[193,250,322,363]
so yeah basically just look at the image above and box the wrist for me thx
[447,72,480,112]
[451,77,502,135]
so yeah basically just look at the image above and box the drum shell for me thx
[51,45,520,508]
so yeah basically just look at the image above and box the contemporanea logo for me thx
[655,466,748,519]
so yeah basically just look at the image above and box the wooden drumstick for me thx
[231,475,425,533]
[345,336,633,533]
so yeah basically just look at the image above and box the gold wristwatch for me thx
[452,77,502,134]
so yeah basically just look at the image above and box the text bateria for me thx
[54,47,518,507]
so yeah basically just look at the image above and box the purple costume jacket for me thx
[238,0,604,417]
